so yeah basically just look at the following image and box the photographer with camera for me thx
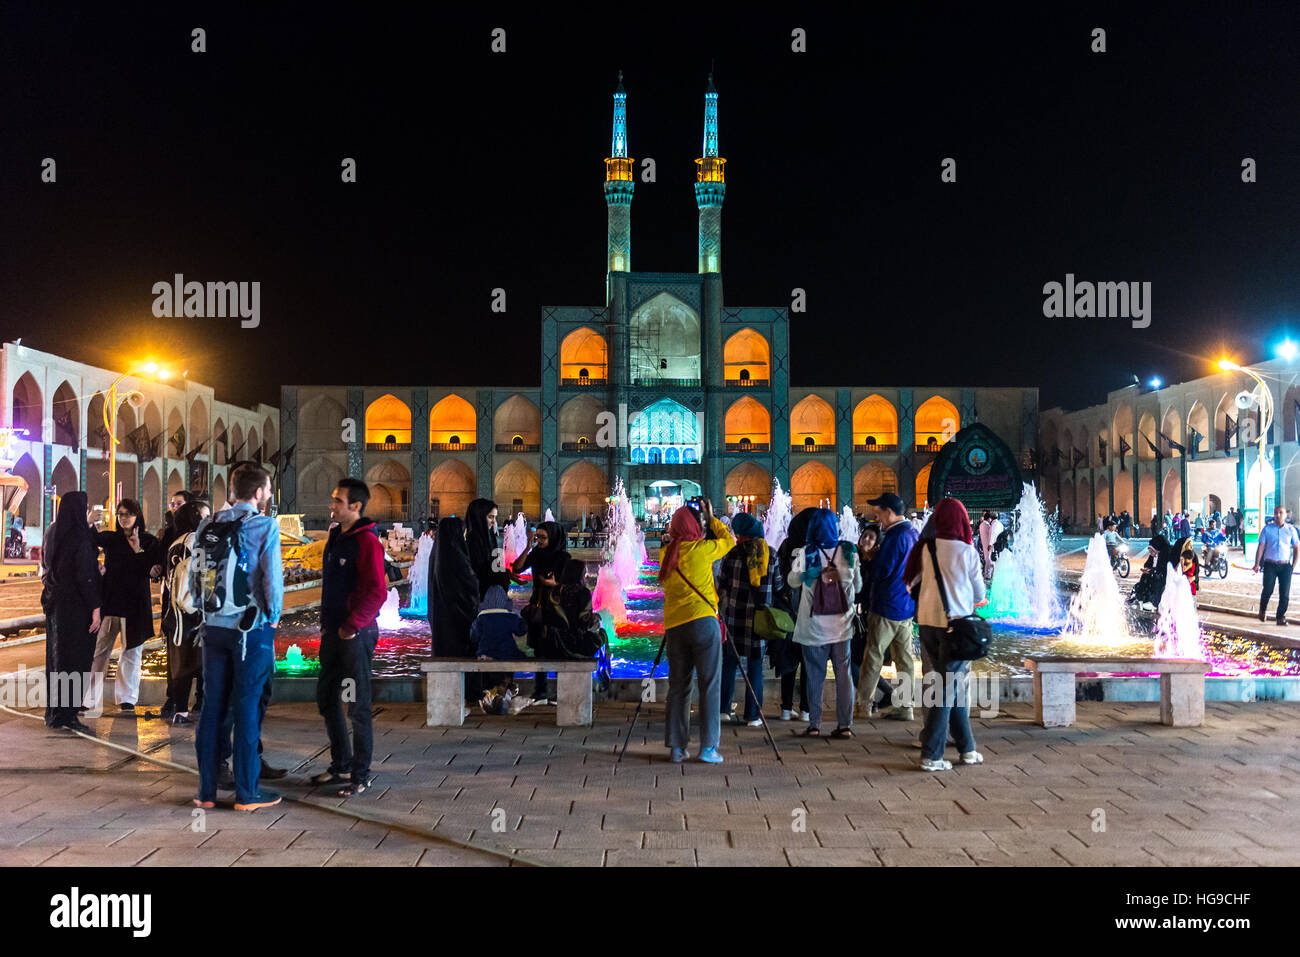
[659,497,734,764]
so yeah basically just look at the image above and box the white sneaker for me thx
[919,758,952,772]
[800,711,811,722]
[780,710,793,721]
[746,719,763,727]
[960,751,984,765]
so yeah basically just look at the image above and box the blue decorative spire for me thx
[702,72,718,157]
[612,70,628,158]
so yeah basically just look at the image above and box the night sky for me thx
[3,3,1299,412]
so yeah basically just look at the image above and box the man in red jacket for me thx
[312,478,388,796]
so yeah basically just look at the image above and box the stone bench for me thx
[1024,656,1210,727]
[419,659,594,727]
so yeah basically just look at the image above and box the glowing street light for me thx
[1278,339,1299,362]
[1149,377,1162,389]
[1217,356,1274,548]
[103,360,173,530]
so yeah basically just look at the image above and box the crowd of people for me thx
[659,491,988,771]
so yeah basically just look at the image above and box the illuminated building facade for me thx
[280,75,1038,528]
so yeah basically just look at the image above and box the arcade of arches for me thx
[560,328,608,382]
[723,329,770,385]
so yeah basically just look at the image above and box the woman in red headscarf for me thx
[659,499,735,764]
[905,497,987,772]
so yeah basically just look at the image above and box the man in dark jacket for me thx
[856,493,920,721]
[312,478,388,796]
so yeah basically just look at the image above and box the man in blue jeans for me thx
[1253,504,1300,625]
[191,464,284,811]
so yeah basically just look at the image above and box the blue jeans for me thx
[720,640,763,721]
[196,624,275,804]
[664,616,721,750]
[918,625,976,761]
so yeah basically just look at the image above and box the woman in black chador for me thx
[41,491,102,731]
[511,520,571,700]
[465,498,512,600]
[428,516,481,699]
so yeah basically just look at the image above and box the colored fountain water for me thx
[1064,533,1133,645]
[592,478,645,624]
[502,513,528,568]
[400,531,433,618]
[839,504,859,543]
[763,478,793,548]
[1152,562,1206,659]
[984,482,1065,628]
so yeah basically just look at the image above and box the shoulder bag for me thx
[926,539,991,661]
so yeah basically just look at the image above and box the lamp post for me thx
[102,362,170,531]
[1219,359,1274,549]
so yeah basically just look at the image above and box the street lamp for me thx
[1219,358,1274,548]
[102,363,171,531]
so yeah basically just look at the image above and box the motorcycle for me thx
[1203,542,1229,579]
[1109,542,1130,578]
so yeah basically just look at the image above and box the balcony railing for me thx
[494,443,540,453]
[633,377,700,388]
[561,442,603,452]
[368,504,410,522]
[853,443,900,453]
[791,444,836,454]
[430,442,476,452]
[725,442,770,452]
[725,379,771,388]
[560,377,607,387]
[365,441,411,451]
[915,443,945,454]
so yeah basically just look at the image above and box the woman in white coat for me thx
[905,497,987,771]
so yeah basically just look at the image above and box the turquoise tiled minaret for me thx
[694,74,726,274]
[604,72,634,306]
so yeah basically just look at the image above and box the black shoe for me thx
[64,719,95,736]
[171,713,193,726]
[259,758,287,780]
[309,769,348,786]
[1259,611,1267,622]
[218,763,235,790]
[119,703,135,714]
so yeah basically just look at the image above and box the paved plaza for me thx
[1,695,1297,867]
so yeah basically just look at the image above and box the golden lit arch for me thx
[854,462,897,511]
[428,458,476,518]
[429,394,476,446]
[790,394,835,447]
[724,396,771,446]
[725,462,772,506]
[915,396,959,447]
[791,461,836,513]
[723,329,770,385]
[915,462,933,508]
[494,460,542,520]
[853,394,898,448]
[560,327,608,381]
[365,394,411,444]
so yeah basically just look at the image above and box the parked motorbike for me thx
[1109,543,1130,578]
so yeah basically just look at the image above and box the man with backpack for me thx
[856,492,920,721]
[310,479,387,796]
[190,464,284,811]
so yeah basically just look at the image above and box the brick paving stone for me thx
[1151,829,1269,848]
[516,849,606,866]
[644,830,729,848]
[787,848,883,866]
[1049,845,1162,866]
[110,827,214,848]
[696,848,791,867]
[982,829,1084,850]
[1141,846,1255,866]
[137,847,246,866]
[200,829,305,849]
[38,845,156,866]
[232,848,336,866]
[876,848,976,866]
[555,830,644,849]
[0,847,60,865]
[326,847,426,866]
[899,828,995,849]
[608,847,696,866]
[727,829,820,848]
[20,828,134,847]
[815,829,907,848]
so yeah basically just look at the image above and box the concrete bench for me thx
[420,659,595,727]
[1025,656,1210,728]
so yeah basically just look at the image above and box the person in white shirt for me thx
[905,497,987,771]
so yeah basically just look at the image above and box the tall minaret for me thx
[694,72,726,274]
[604,71,634,303]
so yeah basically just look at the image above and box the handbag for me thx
[925,539,991,662]
[673,567,727,645]
[754,605,794,641]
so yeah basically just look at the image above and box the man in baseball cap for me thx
[858,491,919,720]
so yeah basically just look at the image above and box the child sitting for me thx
[471,585,528,715]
